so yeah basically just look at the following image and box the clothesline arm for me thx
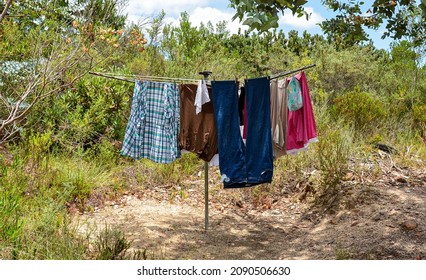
[89,71,134,83]
[268,64,316,80]
[88,71,200,84]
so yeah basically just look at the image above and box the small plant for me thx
[413,104,426,136]
[27,131,53,171]
[0,182,24,259]
[336,246,352,260]
[94,226,131,260]
[314,127,352,208]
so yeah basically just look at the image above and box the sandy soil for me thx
[75,160,426,260]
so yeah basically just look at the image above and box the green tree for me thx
[229,0,308,32]
[321,0,426,47]
[229,0,426,47]
[0,0,140,143]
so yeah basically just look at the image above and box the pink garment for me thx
[286,71,318,154]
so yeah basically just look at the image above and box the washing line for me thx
[268,63,316,80]
[88,65,316,231]
[88,71,200,84]
[89,64,317,84]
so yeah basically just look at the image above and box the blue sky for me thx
[124,0,394,50]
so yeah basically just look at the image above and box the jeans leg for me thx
[245,77,274,184]
[212,81,247,188]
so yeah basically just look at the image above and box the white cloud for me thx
[279,7,324,29]
[124,1,323,35]
[189,7,248,34]
[124,0,209,22]
[134,6,248,35]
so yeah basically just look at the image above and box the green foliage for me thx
[0,143,123,259]
[26,131,53,170]
[129,153,202,190]
[0,181,24,258]
[336,246,352,260]
[26,76,132,153]
[85,139,121,166]
[1,2,426,260]
[230,0,425,48]
[6,0,127,31]
[312,44,384,98]
[229,0,308,32]
[413,104,426,133]
[314,126,352,207]
[160,13,239,78]
[74,0,127,30]
[332,89,388,134]
[94,226,130,260]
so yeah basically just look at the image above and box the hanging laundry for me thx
[245,77,274,184]
[208,153,219,167]
[212,81,246,187]
[209,122,245,167]
[121,80,181,163]
[238,86,245,126]
[179,84,218,162]
[195,80,210,115]
[212,77,273,188]
[287,76,303,111]
[286,71,318,155]
[270,79,288,158]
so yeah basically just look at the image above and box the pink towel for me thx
[286,71,318,154]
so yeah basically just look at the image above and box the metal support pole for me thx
[204,161,209,230]
[199,71,212,231]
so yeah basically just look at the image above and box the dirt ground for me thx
[75,157,426,260]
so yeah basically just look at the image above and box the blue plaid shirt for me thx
[121,80,181,163]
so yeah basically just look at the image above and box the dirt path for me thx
[75,165,426,260]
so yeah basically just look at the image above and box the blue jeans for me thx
[245,77,274,184]
[212,78,273,188]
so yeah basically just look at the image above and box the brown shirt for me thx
[179,84,218,162]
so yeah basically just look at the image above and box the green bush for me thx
[331,89,388,135]
[314,126,352,208]
[413,104,426,133]
[25,76,132,154]
[84,139,121,166]
[0,181,24,258]
[311,44,383,99]
[0,146,121,259]
[26,131,53,171]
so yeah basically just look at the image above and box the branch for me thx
[0,0,13,23]
[0,43,92,134]
[0,22,116,142]
[0,123,20,144]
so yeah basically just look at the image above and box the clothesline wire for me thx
[88,71,200,83]
[89,63,316,85]
[89,71,135,83]
[99,72,201,82]
[267,63,316,80]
